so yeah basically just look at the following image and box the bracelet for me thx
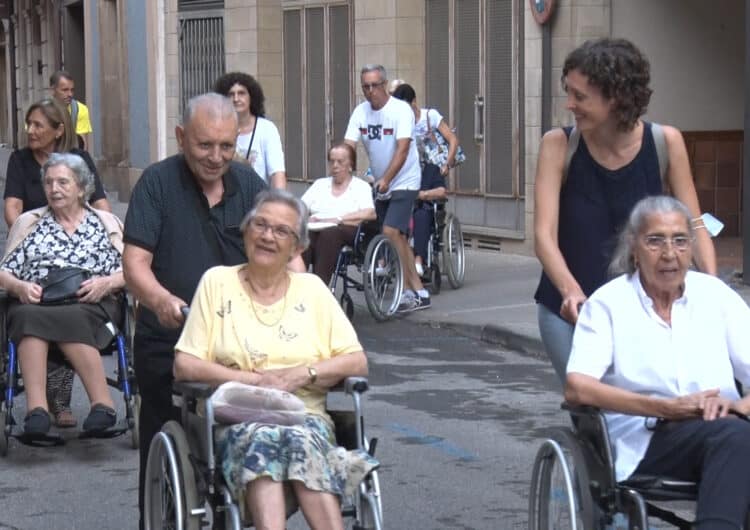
[307,365,318,384]
[690,216,707,230]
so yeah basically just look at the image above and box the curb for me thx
[423,320,547,361]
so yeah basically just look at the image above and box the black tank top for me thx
[534,122,663,313]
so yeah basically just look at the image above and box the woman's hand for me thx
[559,291,587,324]
[78,276,114,303]
[18,281,42,304]
[254,366,309,393]
[440,163,450,176]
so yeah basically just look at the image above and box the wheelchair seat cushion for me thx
[7,294,122,350]
[217,414,379,525]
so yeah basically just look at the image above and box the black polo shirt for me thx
[3,147,107,209]
[124,154,267,355]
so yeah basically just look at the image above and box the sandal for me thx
[82,404,117,433]
[54,409,77,429]
[24,407,52,435]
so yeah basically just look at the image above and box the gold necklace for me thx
[244,271,289,327]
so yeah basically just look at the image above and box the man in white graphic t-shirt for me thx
[344,64,429,312]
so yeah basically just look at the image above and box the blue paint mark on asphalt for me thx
[387,423,479,462]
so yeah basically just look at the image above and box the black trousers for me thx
[134,341,179,530]
[302,224,358,285]
[633,416,750,529]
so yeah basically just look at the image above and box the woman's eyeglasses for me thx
[248,218,298,241]
[642,235,692,252]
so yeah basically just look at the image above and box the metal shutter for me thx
[283,10,303,179]
[486,0,513,195]
[178,0,224,12]
[454,0,480,192]
[425,0,450,121]
[329,4,351,146]
[178,16,225,111]
[305,8,326,179]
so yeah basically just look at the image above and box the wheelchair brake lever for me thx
[368,437,378,457]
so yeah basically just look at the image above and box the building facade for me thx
[3,0,746,253]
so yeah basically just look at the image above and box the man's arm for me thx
[123,244,187,329]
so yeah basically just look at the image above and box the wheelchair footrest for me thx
[78,419,129,440]
[15,431,65,447]
[621,474,698,500]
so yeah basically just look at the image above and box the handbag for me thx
[421,110,467,168]
[210,381,307,426]
[39,267,91,305]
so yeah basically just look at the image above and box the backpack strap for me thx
[562,126,579,183]
[651,122,669,184]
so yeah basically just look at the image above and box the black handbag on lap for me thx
[40,267,91,305]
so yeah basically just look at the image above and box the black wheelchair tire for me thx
[442,214,466,289]
[128,394,140,450]
[340,293,355,321]
[0,406,8,457]
[529,428,598,530]
[362,235,403,321]
[429,262,441,295]
[144,420,201,530]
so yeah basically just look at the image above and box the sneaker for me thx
[415,262,424,276]
[398,294,431,313]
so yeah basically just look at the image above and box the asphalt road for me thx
[0,316,568,530]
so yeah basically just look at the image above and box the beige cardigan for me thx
[1,205,125,266]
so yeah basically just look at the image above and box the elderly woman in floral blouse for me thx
[0,152,125,435]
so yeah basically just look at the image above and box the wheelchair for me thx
[143,377,383,530]
[328,219,404,322]
[528,402,750,529]
[412,201,465,295]
[0,291,139,455]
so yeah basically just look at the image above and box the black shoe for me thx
[82,404,117,433]
[24,407,51,435]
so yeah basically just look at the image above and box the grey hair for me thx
[241,189,310,249]
[360,64,387,80]
[182,92,237,127]
[608,195,694,277]
[42,152,95,204]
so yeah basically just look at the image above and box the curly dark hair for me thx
[213,71,266,118]
[562,38,652,131]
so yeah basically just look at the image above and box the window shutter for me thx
[454,0,480,192]
[329,4,351,146]
[283,10,303,179]
[178,16,225,111]
[425,0,450,119]
[178,0,224,12]
[305,8,326,179]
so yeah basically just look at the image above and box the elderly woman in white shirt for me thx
[301,143,376,285]
[565,195,750,530]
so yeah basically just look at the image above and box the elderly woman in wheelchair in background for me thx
[300,142,376,286]
[0,152,124,436]
[565,195,750,529]
[173,189,378,529]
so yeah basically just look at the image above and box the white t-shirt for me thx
[567,270,750,482]
[301,176,374,219]
[344,97,421,191]
[235,117,285,182]
[414,108,443,142]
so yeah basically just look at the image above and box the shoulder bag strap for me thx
[651,122,669,184]
[562,126,580,184]
[245,117,258,160]
[70,99,79,129]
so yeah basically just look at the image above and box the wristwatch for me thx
[307,365,318,384]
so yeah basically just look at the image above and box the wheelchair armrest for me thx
[561,402,602,417]
[173,381,215,399]
[331,376,369,395]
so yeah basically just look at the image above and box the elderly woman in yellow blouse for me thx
[173,189,378,529]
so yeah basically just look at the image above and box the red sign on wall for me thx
[530,0,556,25]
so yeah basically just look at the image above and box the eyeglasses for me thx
[361,81,385,92]
[248,218,298,241]
[642,235,692,252]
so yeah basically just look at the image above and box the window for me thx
[283,3,351,181]
[178,11,225,111]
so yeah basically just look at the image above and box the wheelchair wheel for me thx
[442,214,465,289]
[362,235,403,321]
[529,428,597,530]
[340,293,355,321]
[128,394,140,450]
[429,262,441,295]
[144,420,202,530]
[0,404,9,457]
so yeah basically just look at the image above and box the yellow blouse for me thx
[176,265,363,419]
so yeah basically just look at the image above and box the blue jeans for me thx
[537,303,574,385]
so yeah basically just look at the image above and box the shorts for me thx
[375,189,418,234]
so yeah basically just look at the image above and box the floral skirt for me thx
[217,414,379,523]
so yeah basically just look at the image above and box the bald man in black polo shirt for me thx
[123,93,266,528]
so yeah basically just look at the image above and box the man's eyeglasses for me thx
[249,218,298,241]
[361,81,385,92]
[642,235,692,252]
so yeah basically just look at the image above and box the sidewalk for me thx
[409,241,750,361]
